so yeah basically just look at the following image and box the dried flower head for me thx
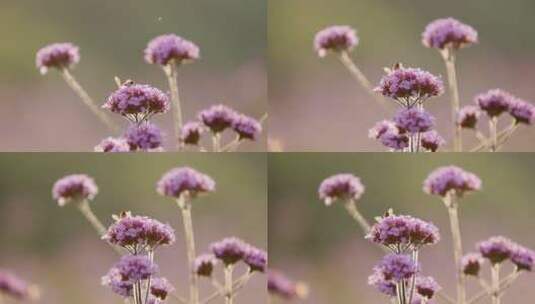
[369,120,398,140]
[477,236,514,265]
[232,114,262,140]
[150,277,174,300]
[194,254,218,277]
[368,269,397,297]
[457,105,481,129]
[103,84,170,119]
[314,25,358,57]
[125,122,164,151]
[210,237,248,265]
[52,174,98,206]
[421,130,445,152]
[422,18,478,50]
[394,108,435,134]
[103,213,175,249]
[375,254,419,282]
[423,166,482,197]
[375,67,444,102]
[0,270,35,300]
[94,137,130,152]
[244,246,267,272]
[415,276,441,299]
[367,214,440,248]
[145,34,200,65]
[380,131,410,151]
[36,42,80,74]
[101,267,133,298]
[511,245,535,271]
[318,173,365,206]
[157,167,215,198]
[475,89,514,117]
[508,98,535,125]
[268,270,308,300]
[179,122,205,145]
[461,253,484,276]
[198,105,238,133]
[114,255,158,282]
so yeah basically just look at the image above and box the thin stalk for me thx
[77,200,123,255]
[144,250,155,304]
[344,199,371,233]
[407,251,419,304]
[224,265,234,304]
[176,196,199,304]
[489,117,498,152]
[470,122,517,152]
[337,51,389,110]
[444,194,466,304]
[491,264,500,304]
[467,271,519,304]
[441,49,462,152]
[201,272,253,304]
[60,68,119,132]
[212,133,222,152]
[164,61,183,149]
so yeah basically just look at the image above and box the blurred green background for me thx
[0,153,267,303]
[0,0,266,151]
[269,0,535,151]
[269,153,535,303]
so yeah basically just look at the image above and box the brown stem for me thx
[177,196,199,304]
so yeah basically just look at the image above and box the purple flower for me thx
[244,246,267,272]
[0,270,33,300]
[415,276,441,299]
[461,253,484,276]
[457,105,481,129]
[150,277,174,300]
[103,84,170,118]
[268,270,307,300]
[198,105,238,133]
[52,174,98,206]
[36,42,80,74]
[367,214,440,248]
[314,25,358,57]
[375,67,444,102]
[103,213,175,249]
[375,254,419,282]
[145,34,200,65]
[125,122,164,151]
[475,89,514,117]
[180,122,205,145]
[115,255,158,282]
[511,245,535,271]
[194,254,217,277]
[210,237,248,265]
[412,294,437,304]
[380,131,409,151]
[368,120,398,139]
[508,98,535,125]
[94,137,130,152]
[157,167,215,198]
[368,269,396,296]
[147,296,163,304]
[477,236,514,265]
[421,130,445,152]
[394,108,435,134]
[422,18,478,50]
[101,267,133,298]
[232,114,262,140]
[423,166,482,197]
[318,173,365,206]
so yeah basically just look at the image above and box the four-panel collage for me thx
[1,0,534,304]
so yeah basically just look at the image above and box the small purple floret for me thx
[511,245,535,271]
[375,254,419,282]
[103,213,175,249]
[367,214,440,248]
[475,89,514,117]
[36,42,80,74]
[180,122,205,145]
[268,270,304,299]
[94,137,130,152]
[145,34,200,65]
[461,253,484,276]
[415,276,441,299]
[421,130,445,152]
[210,237,248,265]
[52,174,98,206]
[101,267,133,298]
[157,167,215,198]
[194,254,217,277]
[314,25,358,57]
[244,246,267,272]
[375,67,444,102]
[198,105,238,133]
[369,120,398,139]
[0,270,33,300]
[394,108,435,134]
[115,255,158,282]
[318,173,365,206]
[457,105,481,129]
[368,269,396,296]
[422,18,478,50]
[232,114,262,140]
[103,84,170,118]
[380,131,410,151]
[150,277,174,300]
[508,98,535,125]
[423,166,482,197]
[477,236,514,265]
[125,122,164,151]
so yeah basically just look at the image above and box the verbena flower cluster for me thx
[318,173,365,206]
[423,165,482,197]
[209,237,267,272]
[367,214,440,250]
[36,42,79,74]
[52,174,98,206]
[314,25,358,57]
[156,166,216,198]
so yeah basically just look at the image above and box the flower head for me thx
[194,254,218,277]
[103,84,170,118]
[394,108,435,134]
[375,254,419,282]
[421,130,445,152]
[380,131,409,151]
[157,167,215,198]
[101,267,133,297]
[461,253,484,276]
[94,137,130,152]
[0,270,35,300]
[367,214,440,248]
[423,166,482,197]
[52,174,98,206]
[125,122,164,151]
[244,246,267,272]
[369,120,398,139]
[114,255,158,282]
[368,269,397,297]
[318,173,365,206]
[457,105,481,129]
[314,25,358,57]
[180,122,205,145]
[232,115,262,140]
[210,237,248,265]
[198,105,238,133]
[511,245,535,271]
[477,236,514,265]
[508,98,535,125]
[36,42,80,74]
[415,276,441,299]
[375,67,444,102]
[422,18,478,50]
[150,277,174,300]
[145,34,200,65]
[268,270,308,300]
[475,89,514,117]
[103,213,175,249]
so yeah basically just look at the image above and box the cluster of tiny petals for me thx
[415,276,441,299]
[103,84,170,116]
[150,277,174,300]
[423,166,482,197]
[508,98,535,125]
[101,267,133,297]
[461,253,484,276]
[421,130,445,152]
[457,105,481,129]
[375,254,419,282]
[145,34,200,65]
[180,122,205,145]
[52,174,98,206]
[115,255,158,282]
[94,137,130,152]
[477,236,514,265]
[394,108,435,134]
[412,294,437,304]
[368,120,398,139]
[368,269,396,296]
[375,67,444,101]
[198,104,238,133]
[157,167,215,198]
[422,18,478,50]
[511,245,535,271]
[367,214,440,248]
[0,270,32,300]
[210,237,249,265]
[318,173,365,206]
[474,89,514,117]
[232,114,262,140]
[194,254,218,277]
[380,132,409,151]
[314,25,358,57]
[103,213,175,248]
[36,42,80,74]
[268,270,306,300]
[243,246,268,272]
[125,122,163,151]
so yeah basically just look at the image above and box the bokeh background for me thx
[269,0,535,151]
[0,153,267,303]
[269,153,535,303]
[0,0,266,151]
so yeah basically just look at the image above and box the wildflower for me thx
[145,34,200,65]
[457,105,481,129]
[147,296,163,304]
[94,137,130,152]
[368,269,396,296]
[477,236,514,265]
[36,42,80,74]
[244,246,267,272]
[374,254,419,282]
[375,67,444,102]
[421,130,445,152]
[422,18,478,50]
[415,276,441,299]
[0,270,35,300]
[368,120,398,140]
[194,254,217,277]
[103,84,170,119]
[474,89,514,117]
[461,253,484,276]
[125,122,164,151]
[423,166,482,197]
[508,98,535,125]
[394,108,435,134]
[210,237,248,265]
[157,167,215,198]
[179,122,205,145]
[318,173,365,206]
[314,25,358,57]
[380,131,410,151]
[367,214,440,248]
[510,245,535,271]
[268,270,308,300]
[52,174,98,206]
[150,277,174,300]
[103,213,175,249]
[198,105,238,133]
[101,267,133,297]
[114,255,158,282]
[232,114,262,140]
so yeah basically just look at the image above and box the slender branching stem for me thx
[466,271,519,304]
[437,291,456,304]
[60,68,119,132]
[337,51,389,110]
[164,61,183,149]
[176,196,199,304]
[470,122,517,152]
[221,136,241,152]
[211,133,222,152]
[491,264,501,304]
[77,200,123,255]
[344,199,371,232]
[170,293,189,304]
[443,194,466,304]
[224,265,234,304]
[489,117,498,152]
[407,251,419,304]
[441,49,462,152]
[201,271,254,304]
[144,250,155,304]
